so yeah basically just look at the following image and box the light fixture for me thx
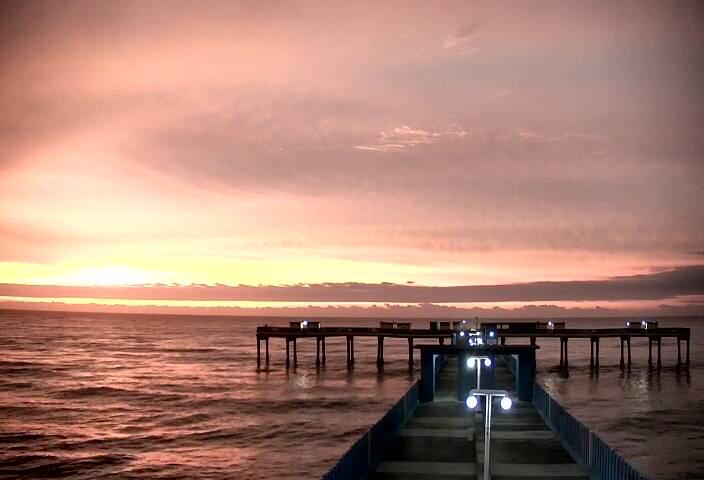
[484,358,492,367]
[500,396,512,410]
[467,357,476,368]
[460,331,465,337]
[489,331,495,338]
[466,395,478,409]
[477,338,484,345]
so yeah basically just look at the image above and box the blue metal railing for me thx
[532,383,649,480]
[321,381,420,480]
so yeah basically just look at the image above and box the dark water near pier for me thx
[0,311,702,479]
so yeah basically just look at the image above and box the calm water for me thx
[0,311,702,479]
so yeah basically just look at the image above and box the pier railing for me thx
[321,381,419,480]
[532,383,649,480]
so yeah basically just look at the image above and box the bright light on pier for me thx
[500,397,512,410]
[466,395,478,409]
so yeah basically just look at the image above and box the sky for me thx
[1,0,703,317]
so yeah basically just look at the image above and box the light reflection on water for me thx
[0,312,701,479]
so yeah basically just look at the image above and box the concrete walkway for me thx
[369,357,588,480]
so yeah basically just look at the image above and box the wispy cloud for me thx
[353,124,466,152]
[442,22,481,54]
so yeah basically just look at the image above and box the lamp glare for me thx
[484,358,492,367]
[466,395,478,409]
[500,397,512,410]
[467,357,476,368]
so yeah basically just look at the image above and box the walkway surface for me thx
[369,357,589,480]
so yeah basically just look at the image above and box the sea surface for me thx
[0,311,702,479]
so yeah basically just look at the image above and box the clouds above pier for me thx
[0,1,703,313]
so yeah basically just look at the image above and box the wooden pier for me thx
[257,319,691,370]
[255,321,455,368]
[482,321,691,369]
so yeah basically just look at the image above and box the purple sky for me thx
[1,1,703,316]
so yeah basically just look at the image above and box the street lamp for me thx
[465,389,512,480]
[466,356,492,389]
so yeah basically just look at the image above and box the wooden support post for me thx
[687,338,691,368]
[627,337,632,367]
[439,337,445,345]
[377,336,384,367]
[560,337,565,367]
[657,337,662,368]
[408,338,413,367]
[257,338,261,367]
[530,336,536,346]
[293,338,297,367]
[265,337,269,365]
[322,337,326,364]
[620,337,625,368]
[564,338,569,368]
[677,338,682,368]
[350,336,355,365]
[346,336,351,366]
[285,338,290,367]
[590,338,594,368]
[648,338,652,368]
[595,338,600,368]
[500,336,506,345]
[316,336,321,366]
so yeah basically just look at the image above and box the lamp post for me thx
[466,389,512,480]
[466,355,492,389]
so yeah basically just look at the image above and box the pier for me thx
[256,321,456,368]
[323,345,650,480]
[481,321,691,369]
[257,320,691,370]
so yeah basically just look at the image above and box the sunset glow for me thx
[1,1,702,317]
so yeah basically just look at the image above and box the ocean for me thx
[0,311,702,479]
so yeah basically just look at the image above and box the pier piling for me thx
[648,338,653,368]
[257,338,261,367]
[293,338,298,367]
[407,338,413,366]
[285,338,290,367]
[619,336,625,368]
[265,338,269,365]
[316,336,321,366]
[677,337,682,368]
[376,336,385,367]
[657,337,662,368]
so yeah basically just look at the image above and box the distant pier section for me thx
[256,319,691,369]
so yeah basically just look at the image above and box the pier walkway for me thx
[370,358,588,480]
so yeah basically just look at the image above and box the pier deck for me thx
[370,358,588,480]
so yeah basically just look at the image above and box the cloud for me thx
[2,265,703,303]
[442,22,482,54]
[353,124,467,152]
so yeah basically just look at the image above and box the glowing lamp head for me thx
[626,321,631,327]
[462,320,466,324]
[477,338,484,345]
[460,331,465,337]
[489,331,495,338]
[467,357,476,368]
[466,395,478,409]
[500,396,513,410]
[484,358,492,367]
[548,321,553,327]
[302,320,309,328]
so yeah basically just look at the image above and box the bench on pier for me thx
[379,321,411,331]
[625,320,658,330]
[288,320,320,330]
